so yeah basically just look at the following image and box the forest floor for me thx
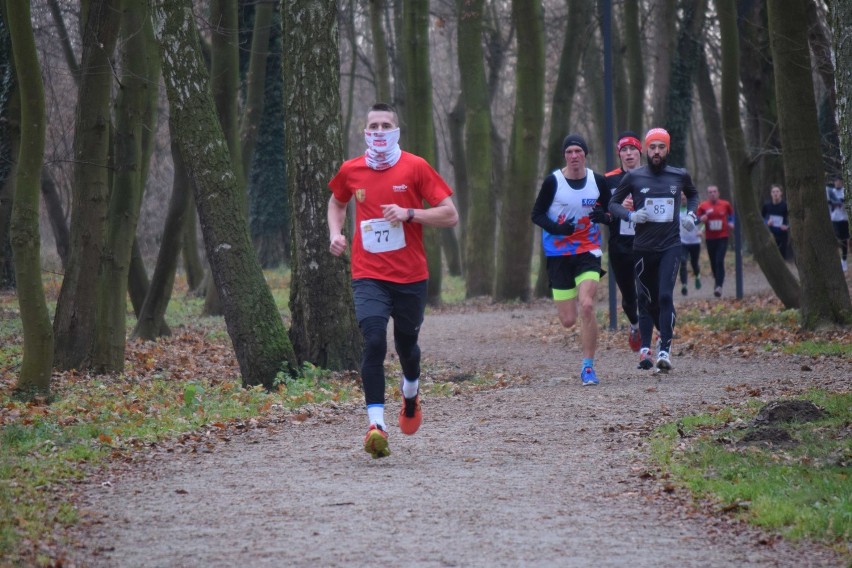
[63,261,851,567]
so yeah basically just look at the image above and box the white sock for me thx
[402,376,419,399]
[367,404,385,429]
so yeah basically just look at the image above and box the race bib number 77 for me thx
[361,218,406,253]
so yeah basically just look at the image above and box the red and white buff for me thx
[364,128,401,170]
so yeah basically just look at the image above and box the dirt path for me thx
[67,266,850,567]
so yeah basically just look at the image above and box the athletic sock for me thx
[581,358,594,372]
[367,404,385,429]
[402,376,419,399]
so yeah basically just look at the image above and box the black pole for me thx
[600,0,617,330]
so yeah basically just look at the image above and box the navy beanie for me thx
[562,134,588,155]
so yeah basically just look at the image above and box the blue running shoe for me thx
[581,366,599,386]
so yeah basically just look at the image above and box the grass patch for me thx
[649,390,852,551]
[784,340,852,358]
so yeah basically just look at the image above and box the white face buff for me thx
[364,128,400,153]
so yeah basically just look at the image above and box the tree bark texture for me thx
[494,0,544,302]
[0,23,18,291]
[248,6,287,269]
[369,0,392,103]
[204,0,243,317]
[650,0,676,127]
[239,0,273,179]
[6,0,53,396]
[40,167,70,268]
[766,0,852,327]
[402,0,443,304]
[52,0,122,371]
[153,0,297,387]
[665,0,706,168]
[833,0,852,223]
[623,0,644,134]
[92,0,158,372]
[182,195,205,291]
[458,0,495,297]
[805,0,840,175]
[282,0,361,370]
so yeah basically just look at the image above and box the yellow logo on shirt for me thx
[355,188,366,202]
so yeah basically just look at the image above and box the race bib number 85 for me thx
[361,218,406,253]
[645,197,675,222]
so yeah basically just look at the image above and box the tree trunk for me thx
[282,0,361,370]
[738,1,784,202]
[833,0,852,223]
[92,0,158,372]
[0,33,18,291]
[767,0,851,326]
[623,0,644,134]
[401,0,443,304]
[248,6,287,268]
[458,0,495,297]
[494,0,544,302]
[369,0,392,102]
[40,166,70,268]
[6,0,53,397]
[52,0,122,371]
[239,0,273,179]
[448,96,469,233]
[204,0,244,317]
[696,46,733,200]
[182,198,205,291]
[804,0,840,176]
[133,134,189,341]
[665,0,707,168]
[650,0,676,126]
[153,0,298,387]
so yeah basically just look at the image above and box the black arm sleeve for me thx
[609,173,633,221]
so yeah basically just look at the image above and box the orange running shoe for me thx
[364,424,390,458]
[398,395,422,435]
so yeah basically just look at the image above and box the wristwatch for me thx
[406,208,415,223]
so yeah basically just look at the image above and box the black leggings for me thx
[634,247,680,353]
[705,237,728,288]
[610,247,638,325]
[679,243,700,284]
[360,316,420,407]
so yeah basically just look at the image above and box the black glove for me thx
[556,219,575,236]
[589,207,610,224]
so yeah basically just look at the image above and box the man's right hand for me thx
[630,208,649,224]
[329,234,347,256]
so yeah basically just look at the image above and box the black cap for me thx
[562,134,588,155]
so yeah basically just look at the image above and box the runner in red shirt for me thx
[696,185,734,297]
[328,103,458,458]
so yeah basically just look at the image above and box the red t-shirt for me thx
[329,152,453,283]
[696,198,734,239]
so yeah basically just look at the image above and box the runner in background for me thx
[762,184,789,260]
[592,131,642,351]
[696,185,735,297]
[679,191,702,296]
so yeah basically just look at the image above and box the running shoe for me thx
[656,350,672,371]
[637,348,653,370]
[681,284,688,296]
[581,366,599,386]
[714,286,722,297]
[695,275,701,289]
[628,326,641,352]
[364,424,390,459]
[398,394,422,435]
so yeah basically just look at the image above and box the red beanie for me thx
[644,127,670,147]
